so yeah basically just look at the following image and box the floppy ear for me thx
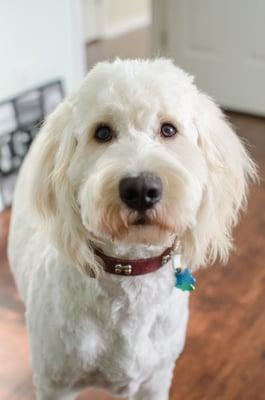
[182,93,257,269]
[30,100,99,275]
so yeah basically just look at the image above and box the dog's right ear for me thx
[29,100,100,275]
[31,101,77,217]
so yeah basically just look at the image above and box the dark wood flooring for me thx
[0,112,264,399]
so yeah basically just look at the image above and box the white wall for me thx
[0,0,86,101]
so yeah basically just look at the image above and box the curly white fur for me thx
[8,59,256,400]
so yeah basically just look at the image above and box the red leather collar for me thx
[94,247,172,276]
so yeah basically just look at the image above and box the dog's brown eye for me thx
[161,123,177,138]
[94,125,113,142]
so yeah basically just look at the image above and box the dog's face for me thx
[71,61,207,249]
[31,59,256,274]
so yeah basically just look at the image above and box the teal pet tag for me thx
[175,268,196,292]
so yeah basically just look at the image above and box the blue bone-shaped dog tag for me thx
[175,268,196,291]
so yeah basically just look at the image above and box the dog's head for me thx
[30,59,256,274]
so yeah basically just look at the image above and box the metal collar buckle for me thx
[114,264,133,275]
[162,253,172,265]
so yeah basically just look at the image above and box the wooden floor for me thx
[0,112,264,400]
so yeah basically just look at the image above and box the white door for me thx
[152,0,265,116]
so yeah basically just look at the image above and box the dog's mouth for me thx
[99,205,177,244]
[131,213,174,232]
[133,215,150,226]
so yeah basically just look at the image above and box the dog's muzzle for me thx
[119,173,162,212]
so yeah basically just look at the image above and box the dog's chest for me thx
[43,264,189,396]
[75,315,162,394]
[72,277,189,394]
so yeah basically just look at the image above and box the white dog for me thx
[8,59,256,400]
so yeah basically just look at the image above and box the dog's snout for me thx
[119,174,162,211]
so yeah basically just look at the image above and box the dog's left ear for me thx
[182,92,257,269]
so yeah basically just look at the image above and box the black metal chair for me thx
[0,80,64,208]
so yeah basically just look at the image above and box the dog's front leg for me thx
[36,383,78,400]
[130,364,174,400]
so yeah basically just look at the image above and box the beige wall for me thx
[104,0,151,32]
[83,0,151,40]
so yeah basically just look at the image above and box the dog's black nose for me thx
[119,174,162,211]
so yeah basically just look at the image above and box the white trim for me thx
[151,0,167,56]
[70,0,87,85]
[102,15,151,40]
[82,0,105,43]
